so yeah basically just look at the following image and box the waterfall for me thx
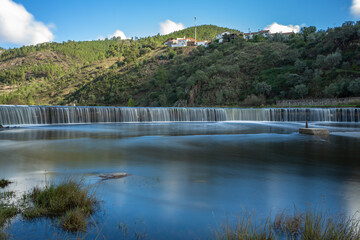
[0,105,359,125]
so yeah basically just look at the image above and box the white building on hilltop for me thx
[163,37,208,47]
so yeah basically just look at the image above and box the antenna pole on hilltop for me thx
[195,17,197,41]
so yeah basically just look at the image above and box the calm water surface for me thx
[0,122,360,239]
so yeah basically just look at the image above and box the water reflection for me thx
[0,122,360,239]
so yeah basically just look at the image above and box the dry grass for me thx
[214,211,275,240]
[215,206,360,240]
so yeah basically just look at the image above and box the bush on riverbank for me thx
[215,207,360,240]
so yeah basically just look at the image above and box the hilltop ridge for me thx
[0,22,360,107]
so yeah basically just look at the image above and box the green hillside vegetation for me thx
[0,22,359,107]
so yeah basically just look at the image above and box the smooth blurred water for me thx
[0,122,360,239]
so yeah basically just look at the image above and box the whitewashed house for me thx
[243,30,270,39]
[163,37,208,47]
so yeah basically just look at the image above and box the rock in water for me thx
[99,173,129,180]
[299,128,330,135]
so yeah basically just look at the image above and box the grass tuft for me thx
[24,179,97,218]
[0,180,12,189]
[23,179,98,232]
[59,208,87,232]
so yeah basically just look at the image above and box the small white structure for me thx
[173,38,188,47]
[243,30,295,40]
[243,30,270,39]
[163,36,207,47]
[215,32,231,43]
[195,41,208,46]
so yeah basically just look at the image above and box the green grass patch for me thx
[23,179,98,232]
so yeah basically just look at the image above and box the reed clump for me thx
[215,207,360,240]
[60,208,87,232]
[23,179,98,232]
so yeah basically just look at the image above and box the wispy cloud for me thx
[160,20,185,35]
[265,22,300,33]
[351,0,360,17]
[0,0,54,45]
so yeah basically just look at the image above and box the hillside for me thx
[0,23,360,107]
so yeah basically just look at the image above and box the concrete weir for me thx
[0,105,360,125]
[299,128,330,135]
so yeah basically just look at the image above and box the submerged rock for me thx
[99,173,130,180]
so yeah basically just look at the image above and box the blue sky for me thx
[0,0,358,48]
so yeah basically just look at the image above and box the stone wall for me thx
[276,97,360,107]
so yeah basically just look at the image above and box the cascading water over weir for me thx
[0,105,359,125]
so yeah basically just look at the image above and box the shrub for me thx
[168,50,176,59]
[324,81,348,97]
[323,49,342,68]
[127,98,134,107]
[255,82,272,96]
[293,84,308,99]
[348,78,360,95]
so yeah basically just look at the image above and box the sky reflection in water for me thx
[0,122,360,239]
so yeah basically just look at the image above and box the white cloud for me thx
[108,30,127,40]
[0,0,54,45]
[351,0,360,17]
[160,20,185,35]
[265,22,300,34]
